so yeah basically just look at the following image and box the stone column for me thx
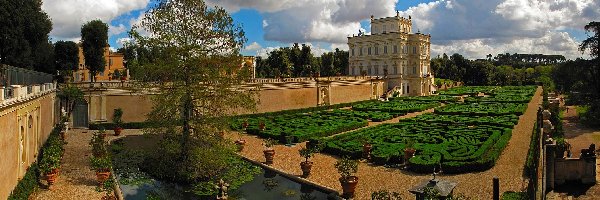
[0,87,4,102]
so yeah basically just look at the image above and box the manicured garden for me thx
[435,102,528,116]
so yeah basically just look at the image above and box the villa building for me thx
[74,45,128,82]
[347,12,434,96]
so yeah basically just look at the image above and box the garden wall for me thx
[0,89,57,200]
[86,77,384,123]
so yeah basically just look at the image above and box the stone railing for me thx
[0,83,56,107]
[247,76,379,84]
[69,81,133,89]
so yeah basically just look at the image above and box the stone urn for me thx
[300,161,313,178]
[362,143,372,160]
[339,176,359,198]
[263,149,275,165]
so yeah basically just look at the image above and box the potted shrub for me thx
[90,130,108,157]
[97,177,115,200]
[263,138,276,165]
[242,120,249,130]
[361,139,372,160]
[299,144,322,178]
[403,139,416,164]
[335,156,359,198]
[112,108,123,136]
[235,138,246,151]
[90,155,112,183]
[40,145,62,187]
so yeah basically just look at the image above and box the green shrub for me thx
[502,191,528,200]
[7,163,39,200]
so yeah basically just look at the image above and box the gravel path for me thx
[229,86,543,199]
[30,129,106,200]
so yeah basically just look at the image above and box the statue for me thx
[215,179,229,200]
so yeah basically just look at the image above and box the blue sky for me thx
[42,0,599,59]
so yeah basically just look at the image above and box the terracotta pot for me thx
[259,122,266,131]
[235,139,246,151]
[45,169,59,185]
[300,161,313,178]
[339,176,359,198]
[114,127,123,136]
[60,131,66,141]
[242,121,249,129]
[263,149,275,165]
[96,170,111,183]
[362,143,372,160]
[404,148,416,164]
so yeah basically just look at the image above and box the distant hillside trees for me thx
[255,44,348,78]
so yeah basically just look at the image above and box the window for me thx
[375,46,379,55]
[351,48,355,56]
[413,46,417,54]
[393,45,398,54]
[368,67,372,74]
[360,47,363,56]
[394,66,398,74]
[384,46,388,54]
[368,47,372,55]
[413,66,417,74]
[383,25,387,33]
[375,66,379,75]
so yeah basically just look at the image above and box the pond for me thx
[118,167,336,200]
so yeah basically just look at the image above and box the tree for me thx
[0,0,53,72]
[81,20,108,82]
[267,49,291,77]
[54,41,79,80]
[333,48,349,75]
[130,0,256,183]
[579,22,600,97]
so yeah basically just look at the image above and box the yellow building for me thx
[74,45,128,82]
[347,13,434,96]
[243,56,256,79]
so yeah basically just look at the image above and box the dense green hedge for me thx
[438,86,499,96]
[8,125,64,200]
[89,121,158,130]
[234,99,377,119]
[232,109,368,143]
[435,102,528,116]
[502,191,528,200]
[352,100,440,114]
[404,113,519,128]
[388,95,460,103]
[320,118,514,173]
[7,163,39,200]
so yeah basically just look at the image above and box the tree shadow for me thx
[553,181,596,197]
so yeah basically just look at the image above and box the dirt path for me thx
[30,129,105,200]
[229,86,543,199]
[30,129,141,200]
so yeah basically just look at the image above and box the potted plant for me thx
[90,155,112,183]
[97,177,115,200]
[90,130,108,157]
[299,144,322,178]
[242,120,249,130]
[263,138,276,165]
[112,108,123,136]
[335,156,359,198]
[361,139,372,160]
[235,138,246,151]
[259,121,266,131]
[404,139,416,164]
[40,145,62,187]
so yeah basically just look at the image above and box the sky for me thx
[40,0,600,60]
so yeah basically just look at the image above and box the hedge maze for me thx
[232,85,537,174]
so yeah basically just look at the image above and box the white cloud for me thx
[256,46,280,58]
[42,0,149,41]
[109,24,127,36]
[207,0,398,44]
[116,37,132,48]
[244,42,262,51]
[402,0,599,59]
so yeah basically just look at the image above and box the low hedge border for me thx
[8,124,64,200]
[234,99,377,119]
[89,121,157,130]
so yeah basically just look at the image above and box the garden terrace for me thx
[434,102,528,116]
